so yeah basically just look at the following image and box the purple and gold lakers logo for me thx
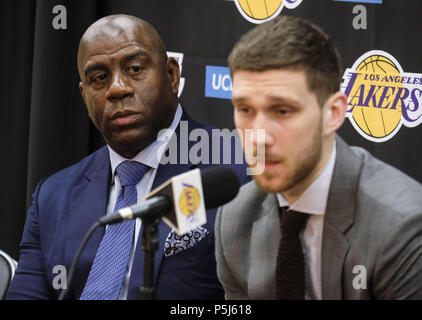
[179,183,201,217]
[342,50,422,142]
[234,0,303,24]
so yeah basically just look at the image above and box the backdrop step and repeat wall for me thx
[1,0,421,258]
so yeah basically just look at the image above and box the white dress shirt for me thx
[277,144,336,300]
[106,104,182,299]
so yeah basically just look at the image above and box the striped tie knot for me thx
[116,160,150,187]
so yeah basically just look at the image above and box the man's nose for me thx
[251,113,274,147]
[106,72,134,101]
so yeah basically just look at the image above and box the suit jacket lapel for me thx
[321,136,363,299]
[248,192,280,299]
[64,147,111,298]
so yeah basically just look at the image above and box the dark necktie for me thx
[276,207,309,300]
[80,160,150,300]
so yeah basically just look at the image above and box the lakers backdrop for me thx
[1,0,422,257]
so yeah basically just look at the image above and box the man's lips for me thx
[254,158,282,168]
[110,110,142,126]
[264,160,280,166]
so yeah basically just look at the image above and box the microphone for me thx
[98,195,171,225]
[99,166,240,235]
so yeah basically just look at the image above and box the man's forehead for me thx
[81,35,148,59]
[78,22,155,72]
[81,24,152,53]
[83,15,145,40]
[231,69,312,106]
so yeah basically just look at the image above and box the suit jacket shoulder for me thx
[37,146,110,199]
[323,136,422,299]
[351,145,422,216]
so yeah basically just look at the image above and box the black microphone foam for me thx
[201,166,241,209]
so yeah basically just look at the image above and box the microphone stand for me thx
[139,216,161,300]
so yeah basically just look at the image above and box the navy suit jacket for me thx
[6,112,250,300]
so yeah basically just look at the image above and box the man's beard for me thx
[253,119,323,195]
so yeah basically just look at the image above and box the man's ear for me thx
[79,82,85,100]
[166,57,180,96]
[323,91,348,135]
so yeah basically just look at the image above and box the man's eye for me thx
[127,66,142,73]
[91,73,107,83]
[278,109,290,115]
[237,107,250,114]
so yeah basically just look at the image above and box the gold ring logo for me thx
[179,185,201,216]
[234,0,303,24]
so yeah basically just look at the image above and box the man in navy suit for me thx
[6,14,248,300]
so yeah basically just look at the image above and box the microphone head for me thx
[200,166,241,209]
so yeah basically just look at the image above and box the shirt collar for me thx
[277,143,336,215]
[108,104,183,180]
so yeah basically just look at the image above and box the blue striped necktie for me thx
[80,160,150,300]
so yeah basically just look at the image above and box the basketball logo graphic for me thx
[234,0,303,24]
[351,55,403,139]
[179,186,201,217]
[342,50,422,142]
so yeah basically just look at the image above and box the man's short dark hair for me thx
[228,15,342,106]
